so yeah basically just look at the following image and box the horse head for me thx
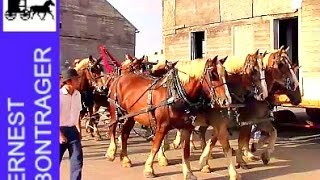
[151,60,178,77]
[201,56,231,107]
[45,0,55,7]
[265,46,301,105]
[242,49,268,101]
[121,54,144,73]
[74,56,105,92]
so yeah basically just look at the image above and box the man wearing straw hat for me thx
[60,68,83,180]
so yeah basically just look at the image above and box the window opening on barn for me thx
[190,31,205,60]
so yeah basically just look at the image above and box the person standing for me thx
[60,68,83,180]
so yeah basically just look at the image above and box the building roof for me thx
[105,0,138,31]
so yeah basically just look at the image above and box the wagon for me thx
[5,0,31,21]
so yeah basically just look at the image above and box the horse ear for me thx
[263,50,268,57]
[285,46,290,52]
[254,49,259,56]
[89,55,94,62]
[292,64,301,74]
[171,61,179,68]
[212,55,218,63]
[220,56,228,64]
[279,45,285,50]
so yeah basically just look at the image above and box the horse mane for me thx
[223,55,248,74]
[121,59,131,66]
[74,58,93,71]
[173,59,208,84]
[262,49,279,68]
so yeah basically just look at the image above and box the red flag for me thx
[99,45,113,73]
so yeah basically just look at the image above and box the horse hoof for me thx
[185,172,197,180]
[200,165,211,173]
[94,136,102,141]
[230,174,242,180]
[172,143,180,149]
[261,152,270,165]
[122,161,132,168]
[249,156,260,161]
[106,154,115,161]
[158,159,169,167]
[144,171,155,178]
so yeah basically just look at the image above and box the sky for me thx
[107,0,163,57]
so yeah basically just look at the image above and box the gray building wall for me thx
[60,0,137,67]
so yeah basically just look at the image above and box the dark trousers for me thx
[60,126,83,180]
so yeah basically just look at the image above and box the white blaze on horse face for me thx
[286,60,299,91]
[218,64,232,105]
[260,69,269,100]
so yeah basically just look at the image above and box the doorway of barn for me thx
[274,17,299,69]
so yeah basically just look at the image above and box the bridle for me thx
[271,53,296,91]
[243,61,266,97]
[200,66,227,107]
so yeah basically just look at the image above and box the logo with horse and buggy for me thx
[5,0,55,21]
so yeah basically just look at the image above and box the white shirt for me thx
[60,86,82,127]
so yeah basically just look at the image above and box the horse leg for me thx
[120,118,135,168]
[93,104,102,141]
[143,126,169,178]
[199,134,218,173]
[218,125,240,180]
[31,11,36,19]
[48,11,54,19]
[42,12,47,20]
[199,126,209,151]
[236,125,251,169]
[180,128,197,180]
[157,135,169,167]
[162,134,170,151]
[256,122,277,165]
[242,125,260,162]
[172,129,182,149]
[105,107,118,161]
[190,131,197,151]
[37,12,41,19]
[78,112,87,140]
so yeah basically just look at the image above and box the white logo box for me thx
[3,0,57,32]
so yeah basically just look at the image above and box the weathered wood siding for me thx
[60,0,136,65]
[163,0,295,60]
[299,0,320,99]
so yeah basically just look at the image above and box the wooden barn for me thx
[60,0,137,66]
[163,0,320,117]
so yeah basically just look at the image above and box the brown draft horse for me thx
[154,51,268,180]
[70,54,147,141]
[105,57,230,180]
[196,47,301,173]
[238,46,301,166]
[90,54,151,140]
[73,56,105,140]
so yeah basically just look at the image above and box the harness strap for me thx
[107,96,175,127]
[239,117,274,126]
[147,89,156,137]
